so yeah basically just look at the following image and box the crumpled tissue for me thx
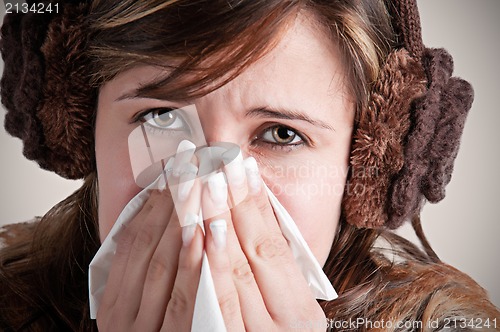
[88,145,337,331]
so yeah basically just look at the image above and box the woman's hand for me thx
[96,152,326,331]
[203,157,327,331]
[96,160,205,332]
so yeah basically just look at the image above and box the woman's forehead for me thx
[103,12,346,105]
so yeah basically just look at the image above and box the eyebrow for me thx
[246,107,335,131]
[116,84,335,131]
[116,88,169,102]
[115,75,174,102]
[116,91,144,102]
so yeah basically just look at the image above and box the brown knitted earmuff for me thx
[0,0,473,229]
[1,0,95,179]
[343,0,474,229]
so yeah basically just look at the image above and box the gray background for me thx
[1,1,499,307]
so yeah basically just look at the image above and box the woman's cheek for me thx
[95,124,143,241]
[260,159,343,265]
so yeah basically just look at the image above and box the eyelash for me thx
[133,107,174,123]
[135,107,189,136]
[252,124,310,152]
[134,108,310,151]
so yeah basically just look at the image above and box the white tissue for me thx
[88,154,337,330]
[265,185,337,300]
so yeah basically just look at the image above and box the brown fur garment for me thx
[0,221,38,249]
[322,249,500,331]
[371,257,499,331]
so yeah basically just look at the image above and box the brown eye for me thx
[262,125,302,145]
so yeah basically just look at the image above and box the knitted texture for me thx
[343,49,427,229]
[387,48,474,228]
[1,12,55,165]
[388,0,424,58]
[342,0,473,229]
[1,3,95,179]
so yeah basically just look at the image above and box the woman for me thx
[1,0,498,331]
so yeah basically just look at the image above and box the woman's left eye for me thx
[141,108,186,130]
[260,125,303,145]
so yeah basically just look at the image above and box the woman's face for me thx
[95,15,355,266]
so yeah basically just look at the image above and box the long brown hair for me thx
[87,0,393,108]
[0,174,100,331]
[2,0,496,330]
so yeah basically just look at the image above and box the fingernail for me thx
[173,140,196,177]
[210,219,227,250]
[243,157,261,194]
[177,163,198,202]
[182,224,197,247]
[181,212,199,227]
[223,150,245,187]
[208,172,228,207]
[178,179,194,202]
[177,139,196,153]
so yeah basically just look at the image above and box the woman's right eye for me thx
[140,108,188,132]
